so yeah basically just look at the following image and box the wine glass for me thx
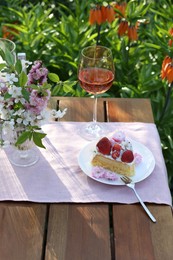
[0,38,16,81]
[0,38,16,63]
[78,45,115,140]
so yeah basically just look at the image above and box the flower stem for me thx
[159,82,173,121]
[96,24,101,45]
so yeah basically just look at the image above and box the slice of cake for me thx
[91,131,135,177]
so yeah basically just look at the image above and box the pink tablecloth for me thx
[0,122,172,206]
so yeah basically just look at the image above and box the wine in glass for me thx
[78,45,115,140]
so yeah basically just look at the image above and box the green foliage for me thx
[1,0,173,193]
[15,127,47,149]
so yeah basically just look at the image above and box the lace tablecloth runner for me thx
[0,122,172,206]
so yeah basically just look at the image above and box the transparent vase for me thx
[9,127,39,167]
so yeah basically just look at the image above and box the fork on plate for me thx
[121,176,156,223]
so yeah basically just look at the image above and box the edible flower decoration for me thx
[0,43,67,148]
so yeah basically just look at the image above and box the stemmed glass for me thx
[0,38,16,63]
[78,45,115,140]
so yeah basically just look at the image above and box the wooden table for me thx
[0,97,173,260]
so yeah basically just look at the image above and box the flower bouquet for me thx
[0,41,66,165]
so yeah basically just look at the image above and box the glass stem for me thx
[93,94,97,123]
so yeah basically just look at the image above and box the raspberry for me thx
[112,150,120,159]
[112,143,122,152]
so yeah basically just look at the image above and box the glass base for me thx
[9,148,39,167]
[79,122,108,141]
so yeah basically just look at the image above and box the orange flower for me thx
[127,26,138,41]
[168,28,173,47]
[100,5,107,23]
[166,64,173,83]
[112,2,127,18]
[118,20,128,36]
[2,22,19,40]
[161,56,173,83]
[106,5,115,23]
[89,4,115,25]
[95,6,102,25]
[89,6,102,25]
[89,8,96,25]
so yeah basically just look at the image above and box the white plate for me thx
[78,139,155,185]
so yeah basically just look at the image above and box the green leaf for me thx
[22,88,30,102]
[15,131,31,146]
[4,48,15,66]
[33,132,46,149]
[4,92,12,99]
[0,63,6,70]
[15,59,22,74]
[19,71,28,87]
[48,73,60,83]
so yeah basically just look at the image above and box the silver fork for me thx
[121,176,156,223]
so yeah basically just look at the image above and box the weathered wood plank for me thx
[45,204,111,260]
[58,97,105,122]
[0,202,47,260]
[107,98,154,123]
[113,205,156,260]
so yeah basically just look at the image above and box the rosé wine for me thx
[78,67,114,94]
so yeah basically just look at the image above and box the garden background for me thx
[0,0,173,196]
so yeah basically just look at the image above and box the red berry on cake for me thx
[112,150,120,159]
[112,143,122,152]
[121,150,134,163]
[96,137,112,155]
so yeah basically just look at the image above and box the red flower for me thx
[161,56,173,83]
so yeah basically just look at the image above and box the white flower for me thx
[51,108,67,118]
[8,85,22,98]
[2,120,14,135]
[6,73,18,84]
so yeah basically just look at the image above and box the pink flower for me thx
[92,166,118,180]
[112,131,125,143]
[134,153,142,165]
[26,89,50,114]
[27,60,48,85]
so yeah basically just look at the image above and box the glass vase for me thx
[9,127,39,167]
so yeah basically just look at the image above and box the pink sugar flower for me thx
[134,153,142,165]
[112,131,125,143]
